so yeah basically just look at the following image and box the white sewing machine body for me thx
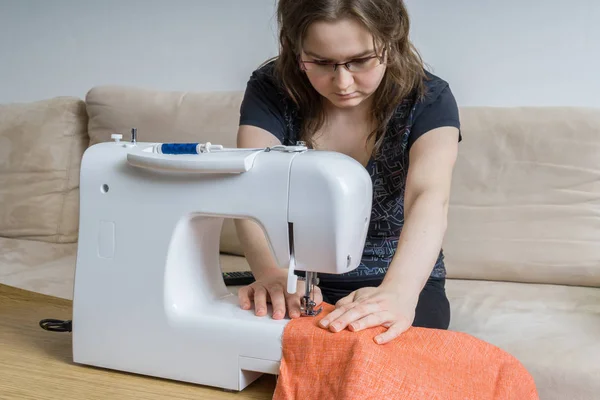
[71,136,372,391]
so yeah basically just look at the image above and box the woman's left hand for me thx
[318,284,417,344]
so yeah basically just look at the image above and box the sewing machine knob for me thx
[111,134,123,142]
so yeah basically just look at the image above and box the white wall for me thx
[0,0,280,103]
[1,0,598,106]
[405,0,600,107]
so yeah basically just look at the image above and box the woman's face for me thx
[300,18,386,110]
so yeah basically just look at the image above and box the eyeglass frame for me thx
[298,50,386,73]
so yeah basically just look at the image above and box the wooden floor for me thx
[0,284,276,399]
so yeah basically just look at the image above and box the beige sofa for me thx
[1,85,599,400]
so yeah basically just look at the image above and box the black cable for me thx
[39,318,72,332]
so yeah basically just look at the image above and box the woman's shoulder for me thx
[239,59,296,144]
[416,71,456,111]
[246,60,288,99]
[404,70,461,149]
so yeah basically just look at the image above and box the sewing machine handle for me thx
[126,145,261,174]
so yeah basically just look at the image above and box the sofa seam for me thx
[55,101,79,244]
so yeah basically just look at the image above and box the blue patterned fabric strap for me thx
[159,143,199,154]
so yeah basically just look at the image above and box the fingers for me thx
[287,291,302,318]
[318,293,357,328]
[238,277,325,320]
[238,285,253,310]
[286,280,305,319]
[374,320,411,344]
[239,281,290,319]
[252,286,268,316]
[348,311,392,332]
[268,285,286,320]
[320,301,380,332]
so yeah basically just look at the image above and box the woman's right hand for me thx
[237,268,322,320]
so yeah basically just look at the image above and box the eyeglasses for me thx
[300,54,384,74]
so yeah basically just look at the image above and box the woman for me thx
[235,0,461,345]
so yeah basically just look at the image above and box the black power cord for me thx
[39,318,72,332]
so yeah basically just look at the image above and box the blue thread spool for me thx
[159,143,199,154]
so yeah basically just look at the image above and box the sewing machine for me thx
[71,129,372,391]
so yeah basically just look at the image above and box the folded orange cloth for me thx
[273,303,539,400]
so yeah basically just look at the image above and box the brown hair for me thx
[271,0,428,155]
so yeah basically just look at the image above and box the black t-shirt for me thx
[239,61,461,285]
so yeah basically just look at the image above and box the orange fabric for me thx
[274,303,539,400]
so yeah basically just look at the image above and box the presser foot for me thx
[300,296,322,316]
[300,271,322,316]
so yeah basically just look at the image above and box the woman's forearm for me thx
[234,219,283,280]
[381,191,449,302]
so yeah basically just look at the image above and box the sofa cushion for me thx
[444,107,600,287]
[0,237,77,299]
[86,85,243,147]
[445,279,600,400]
[85,85,245,255]
[0,97,88,243]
